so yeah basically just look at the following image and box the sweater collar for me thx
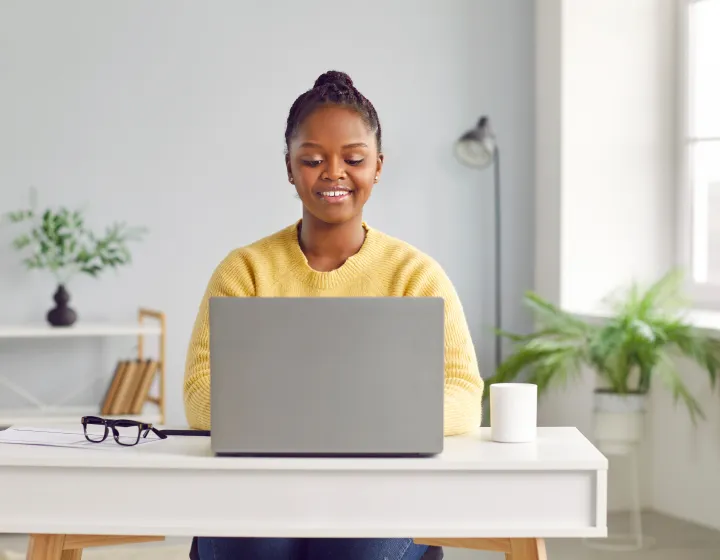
[284,219,380,290]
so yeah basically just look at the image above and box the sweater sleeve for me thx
[183,250,255,430]
[406,260,484,436]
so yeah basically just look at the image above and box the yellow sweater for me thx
[183,221,484,436]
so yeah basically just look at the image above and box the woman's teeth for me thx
[320,191,350,197]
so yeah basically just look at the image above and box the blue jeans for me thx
[197,537,429,560]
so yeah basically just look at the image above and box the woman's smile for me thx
[317,187,353,203]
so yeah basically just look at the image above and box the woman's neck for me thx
[298,212,366,272]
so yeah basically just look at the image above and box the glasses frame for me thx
[81,415,168,446]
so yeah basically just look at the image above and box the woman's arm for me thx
[405,259,484,436]
[183,250,255,430]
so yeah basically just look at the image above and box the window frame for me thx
[676,0,720,309]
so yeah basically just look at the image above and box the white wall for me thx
[535,0,677,512]
[0,1,535,436]
[559,0,676,310]
[534,0,563,306]
[652,357,720,531]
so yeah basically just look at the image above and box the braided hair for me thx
[285,70,382,154]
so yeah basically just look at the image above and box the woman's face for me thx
[287,105,383,226]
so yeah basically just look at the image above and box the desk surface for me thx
[0,426,607,471]
[0,426,608,539]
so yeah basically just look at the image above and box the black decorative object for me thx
[47,284,77,327]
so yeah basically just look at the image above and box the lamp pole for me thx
[492,146,502,372]
[454,116,503,373]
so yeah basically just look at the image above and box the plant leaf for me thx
[654,352,705,424]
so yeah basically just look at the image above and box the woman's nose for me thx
[323,157,346,181]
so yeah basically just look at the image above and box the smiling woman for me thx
[283,71,384,272]
[183,70,483,560]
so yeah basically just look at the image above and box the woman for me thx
[184,70,484,560]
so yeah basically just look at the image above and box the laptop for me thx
[208,296,445,457]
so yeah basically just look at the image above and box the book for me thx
[100,360,128,415]
[129,359,158,415]
[109,360,142,415]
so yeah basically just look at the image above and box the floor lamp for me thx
[454,116,502,372]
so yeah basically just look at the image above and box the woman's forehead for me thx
[294,106,374,147]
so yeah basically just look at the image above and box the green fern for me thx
[488,269,720,424]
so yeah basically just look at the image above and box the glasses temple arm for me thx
[150,426,168,439]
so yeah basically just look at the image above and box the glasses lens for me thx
[113,420,142,446]
[84,417,107,442]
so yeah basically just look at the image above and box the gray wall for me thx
[0,0,534,428]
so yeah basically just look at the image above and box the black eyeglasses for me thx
[81,416,168,446]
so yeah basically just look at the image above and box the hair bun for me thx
[313,70,354,89]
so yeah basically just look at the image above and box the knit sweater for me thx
[183,221,484,436]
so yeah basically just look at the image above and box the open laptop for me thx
[208,296,445,457]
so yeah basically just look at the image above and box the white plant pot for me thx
[593,391,647,455]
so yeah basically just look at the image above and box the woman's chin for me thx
[304,206,360,226]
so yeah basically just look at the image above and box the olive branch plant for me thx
[2,189,147,286]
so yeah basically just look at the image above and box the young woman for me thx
[184,70,484,560]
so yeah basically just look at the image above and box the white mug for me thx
[490,383,537,443]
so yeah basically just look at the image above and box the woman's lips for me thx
[317,190,352,203]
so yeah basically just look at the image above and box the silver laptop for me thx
[208,296,445,457]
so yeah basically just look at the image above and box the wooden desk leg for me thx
[27,535,63,560]
[26,535,78,560]
[414,537,547,560]
[508,538,547,560]
[27,534,165,560]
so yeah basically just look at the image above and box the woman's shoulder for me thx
[370,226,442,269]
[211,222,299,277]
[367,226,452,292]
[223,222,297,259]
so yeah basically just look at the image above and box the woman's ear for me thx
[374,153,384,183]
[285,155,293,184]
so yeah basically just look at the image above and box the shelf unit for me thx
[0,308,166,427]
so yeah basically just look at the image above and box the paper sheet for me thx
[0,426,162,449]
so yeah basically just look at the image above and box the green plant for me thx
[488,269,720,423]
[3,191,147,285]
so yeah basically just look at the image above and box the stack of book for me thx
[100,359,159,416]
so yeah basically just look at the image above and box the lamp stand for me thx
[493,148,502,372]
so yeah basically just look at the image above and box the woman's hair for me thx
[285,70,382,153]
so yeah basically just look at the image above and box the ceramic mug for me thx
[490,383,537,443]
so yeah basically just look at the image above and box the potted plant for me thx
[487,270,720,452]
[3,192,147,327]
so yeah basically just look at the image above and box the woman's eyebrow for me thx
[298,142,369,149]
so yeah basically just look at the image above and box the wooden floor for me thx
[0,512,719,559]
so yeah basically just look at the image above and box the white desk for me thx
[0,426,607,560]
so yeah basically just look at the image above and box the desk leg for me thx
[26,535,64,560]
[414,537,547,560]
[508,538,547,560]
[27,534,165,560]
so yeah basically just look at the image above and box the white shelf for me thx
[0,323,162,339]
[0,406,162,427]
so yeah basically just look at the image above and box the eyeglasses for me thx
[81,416,168,447]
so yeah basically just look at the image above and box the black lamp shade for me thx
[454,116,496,169]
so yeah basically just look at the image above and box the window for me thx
[679,0,720,306]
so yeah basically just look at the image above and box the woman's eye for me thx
[346,159,364,166]
[302,160,322,167]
